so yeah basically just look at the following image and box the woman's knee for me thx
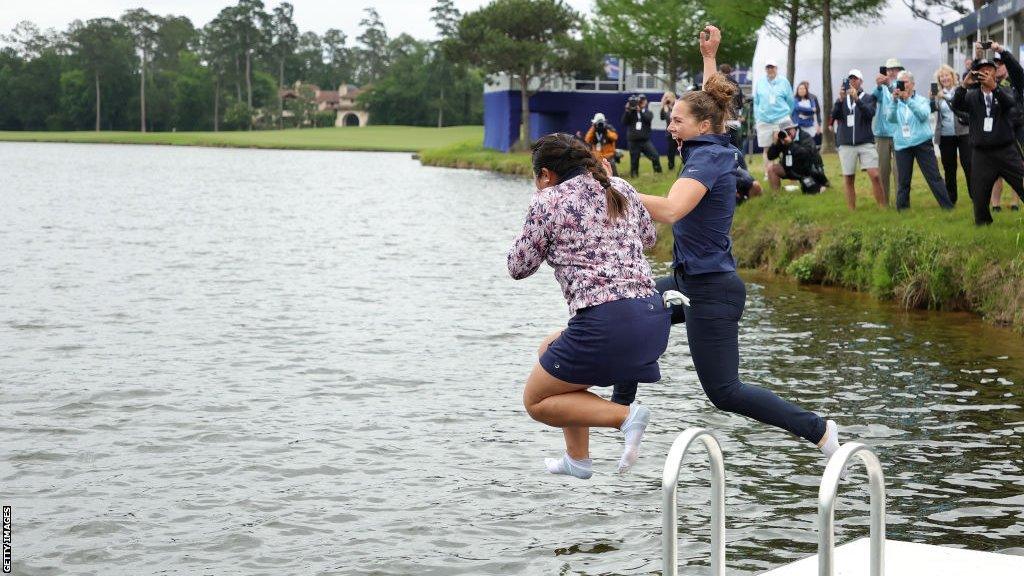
[702,380,742,412]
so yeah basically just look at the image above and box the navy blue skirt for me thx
[539,293,671,386]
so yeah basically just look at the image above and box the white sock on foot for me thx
[618,403,651,474]
[820,420,848,480]
[820,420,840,458]
[545,453,593,479]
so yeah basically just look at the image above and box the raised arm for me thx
[700,25,721,85]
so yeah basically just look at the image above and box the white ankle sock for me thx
[820,420,848,480]
[618,403,651,474]
[820,420,840,458]
[545,453,593,479]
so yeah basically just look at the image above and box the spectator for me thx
[873,57,904,206]
[951,59,1024,225]
[766,118,829,194]
[720,63,746,150]
[660,91,679,171]
[584,112,620,176]
[886,70,954,211]
[754,59,795,179]
[987,44,1023,212]
[621,94,662,177]
[932,63,972,205]
[793,81,823,143]
[831,69,886,210]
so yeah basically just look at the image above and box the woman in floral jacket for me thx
[508,133,671,479]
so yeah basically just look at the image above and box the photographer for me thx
[873,58,905,205]
[831,69,886,210]
[765,118,828,194]
[951,59,1024,225]
[621,94,662,177]
[584,112,620,176]
[985,42,1024,211]
[886,70,954,211]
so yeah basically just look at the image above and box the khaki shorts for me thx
[838,143,879,176]
[756,121,786,148]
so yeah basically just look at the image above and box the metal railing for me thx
[662,428,726,576]
[817,442,886,576]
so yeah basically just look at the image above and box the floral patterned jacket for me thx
[507,174,657,315]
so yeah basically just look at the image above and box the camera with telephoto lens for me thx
[777,130,789,142]
[627,95,640,110]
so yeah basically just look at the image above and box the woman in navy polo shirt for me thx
[637,26,842,462]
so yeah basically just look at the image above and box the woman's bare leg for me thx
[562,427,589,460]
[536,330,591,459]
[522,362,628,428]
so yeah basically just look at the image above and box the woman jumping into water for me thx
[633,26,843,463]
[508,134,671,479]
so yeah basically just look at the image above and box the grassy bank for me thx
[0,125,484,152]
[422,141,1024,332]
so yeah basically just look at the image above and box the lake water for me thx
[1,143,1022,575]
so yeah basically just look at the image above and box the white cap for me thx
[848,68,863,80]
[592,112,606,123]
[765,59,779,68]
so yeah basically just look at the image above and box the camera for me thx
[777,130,789,141]
[879,65,887,75]
[594,120,606,133]
[970,70,981,79]
[895,79,906,91]
[981,40,993,49]
[842,78,850,90]
[627,95,640,110]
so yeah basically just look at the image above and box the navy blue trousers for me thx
[613,269,826,444]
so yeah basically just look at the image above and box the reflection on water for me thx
[0,143,1021,576]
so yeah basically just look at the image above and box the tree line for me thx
[0,0,482,131]
[0,0,968,134]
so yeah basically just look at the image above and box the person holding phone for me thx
[886,70,954,210]
[831,69,886,209]
[873,58,904,206]
[932,64,972,205]
[952,59,1024,224]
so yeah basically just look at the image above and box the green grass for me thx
[421,140,1024,331]
[0,125,485,152]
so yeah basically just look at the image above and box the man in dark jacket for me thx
[830,69,886,210]
[621,94,662,177]
[951,59,1024,225]
[766,118,829,193]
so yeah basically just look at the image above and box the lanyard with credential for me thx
[896,100,913,138]
[983,91,995,132]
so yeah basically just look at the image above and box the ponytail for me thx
[531,133,628,220]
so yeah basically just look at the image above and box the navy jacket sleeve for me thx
[999,50,1024,93]
[859,94,876,120]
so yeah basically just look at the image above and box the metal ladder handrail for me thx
[662,427,726,576]
[817,442,886,576]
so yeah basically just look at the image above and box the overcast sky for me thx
[0,0,594,43]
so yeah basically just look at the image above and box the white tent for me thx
[751,0,945,103]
